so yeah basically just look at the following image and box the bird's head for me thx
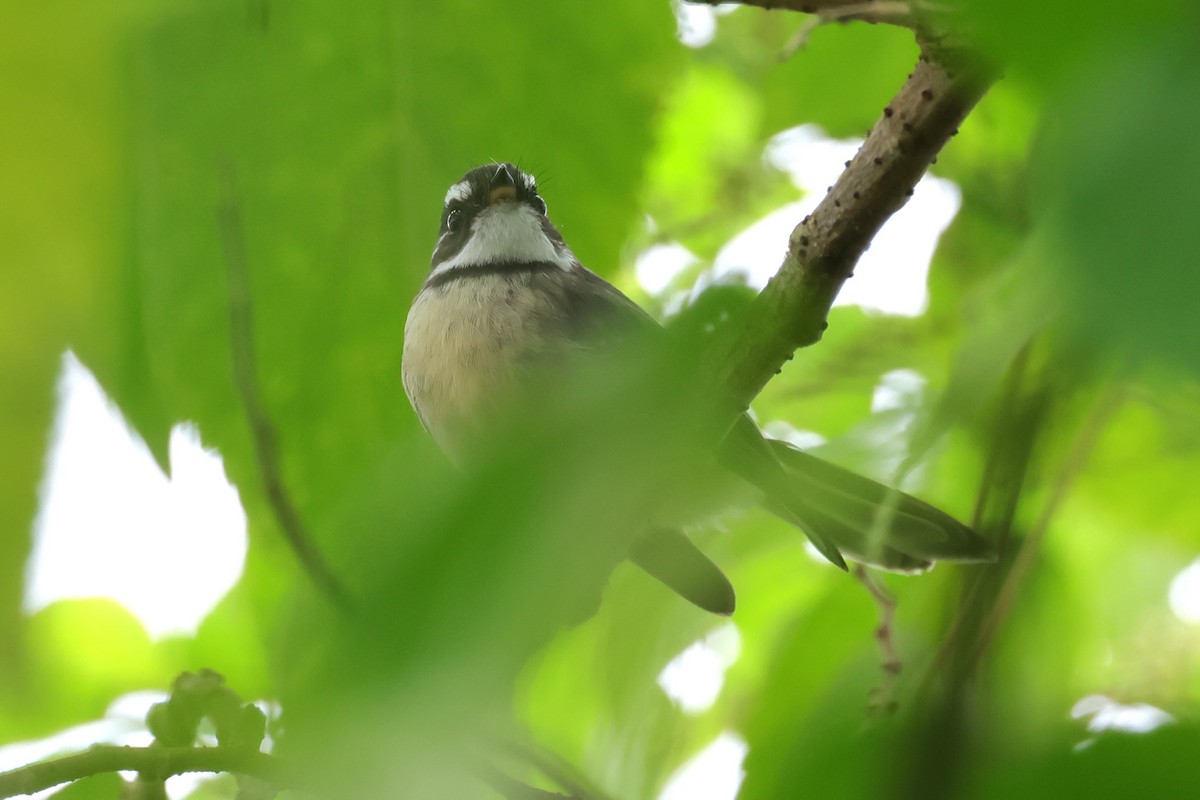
[428,162,576,281]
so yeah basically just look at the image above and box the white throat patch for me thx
[430,203,575,280]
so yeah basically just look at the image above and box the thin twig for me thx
[782,2,917,59]
[217,163,353,611]
[969,343,1033,533]
[968,385,1126,668]
[927,349,1045,678]
[0,746,285,799]
[854,565,901,717]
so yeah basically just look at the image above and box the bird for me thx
[402,162,993,616]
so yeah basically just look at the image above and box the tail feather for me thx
[763,493,934,573]
[628,528,736,615]
[717,415,993,572]
[765,439,994,570]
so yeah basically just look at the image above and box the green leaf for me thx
[49,773,125,800]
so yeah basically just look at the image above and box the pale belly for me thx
[401,270,761,523]
[402,272,564,459]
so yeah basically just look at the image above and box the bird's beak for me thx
[488,185,517,204]
[487,164,518,205]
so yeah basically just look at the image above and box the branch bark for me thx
[0,746,285,799]
[708,54,993,423]
[693,0,904,10]
[690,0,933,30]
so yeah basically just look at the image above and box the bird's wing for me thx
[548,266,741,611]
[557,265,663,343]
[553,264,992,580]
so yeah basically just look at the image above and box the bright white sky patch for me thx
[1071,694,1173,736]
[1168,558,1200,623]
[871,368,927,414]
[713,124,961,317]
[658,622,741,714]
[761,420,827,450]
[673,1,717,48]
[26,353,247,639]
[636,241,700,294]
[659,731,748,800]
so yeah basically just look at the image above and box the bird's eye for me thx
[446,208,463,233]
[531,195,547,216]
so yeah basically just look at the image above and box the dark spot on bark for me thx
[902,122,913,132]
[873,156,883,165]
[799,235,809,246]
[883,107,894,117]
[905,188,914,196]
[921,89,934,100]
[852,191,860,199]
[834,200,841,207]
[844,160,852,167]
[952,127,959,135]
[802,215,810,225]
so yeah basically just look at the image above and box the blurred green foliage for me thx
[2,1,1199,798]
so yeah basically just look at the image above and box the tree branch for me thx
[217,163,353,611]
[690,0,943,33]
[708,54,992,424]
[0,746,285,799]
[693,0,906,10]
[783,3,919,58]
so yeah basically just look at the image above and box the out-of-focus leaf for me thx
[738,581,879,800]
[22,600,160,736]
[704,12,920,139]
[0,3,153,726]
[954,0,1190,90]
[968,724,1200,799]
[1034,29,1200,374]
[49,773,124,800]
[640,64,785,259]
[73,0,681,632]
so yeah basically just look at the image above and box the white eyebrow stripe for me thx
[427,203,575,282]
[444,180,472,205]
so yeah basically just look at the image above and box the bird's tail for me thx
[763,440,994,572]
[721,417,994,573]
[630,419,994,615]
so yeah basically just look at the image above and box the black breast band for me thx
[423,260,567,291]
